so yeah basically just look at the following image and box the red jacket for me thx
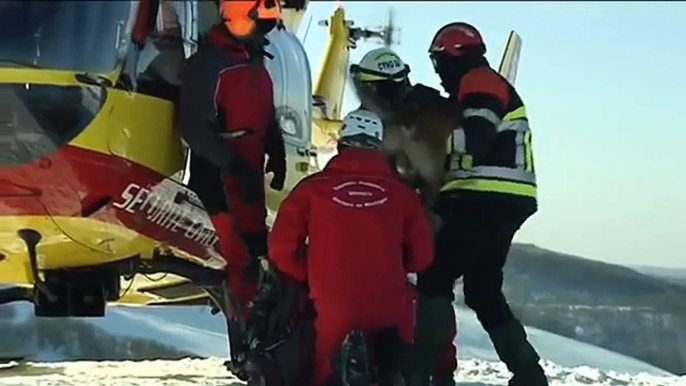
[268,148,434,308]
[179,25,284,172]
[178,25,286,229]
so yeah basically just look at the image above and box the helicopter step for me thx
[4,230,226,318]
[15,227,120,317]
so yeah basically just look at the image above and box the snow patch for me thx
[0,358,683,386]
[2,302,684,385]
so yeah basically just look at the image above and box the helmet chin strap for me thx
[225,26,275,60]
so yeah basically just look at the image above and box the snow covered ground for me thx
[1,303,684,385]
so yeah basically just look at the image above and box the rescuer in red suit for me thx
[267,109,434,386]
[177,0,286,320]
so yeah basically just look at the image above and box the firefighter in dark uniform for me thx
[177,0,286,325]
[407,22,548,386]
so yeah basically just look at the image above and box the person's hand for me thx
[266,156,286,191]
[429,211,443,234]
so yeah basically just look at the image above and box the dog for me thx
[352,79,461,213]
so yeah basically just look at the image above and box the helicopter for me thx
[0,0,403,317]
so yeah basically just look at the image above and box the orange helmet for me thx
[220,0,282,38]
[429,22,485,57]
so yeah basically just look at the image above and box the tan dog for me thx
[353,80,461,212]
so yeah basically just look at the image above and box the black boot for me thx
[403,296,455,386]
[401,342,430,386]
[373,328,406,386]
[429,376,455,386]
[488,319,548,386]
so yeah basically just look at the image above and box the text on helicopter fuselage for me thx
[113,182,219,249]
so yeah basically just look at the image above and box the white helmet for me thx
[339,109,384,149]
[350,47,410,83]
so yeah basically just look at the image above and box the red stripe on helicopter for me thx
[0,145,220,261]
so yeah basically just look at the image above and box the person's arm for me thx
[267,183,310,282]
[456,68,510,159]
[402,190,434,273]
[177,53,236,171]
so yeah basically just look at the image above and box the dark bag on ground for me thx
[243,268,316,386]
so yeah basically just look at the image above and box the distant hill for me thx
[503,243,686,309]
[629,265,686,287]
[0,303,197,362]
[490,243,686,375]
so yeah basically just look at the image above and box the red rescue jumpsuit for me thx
[178,25,286,318]
[268,148,434,386]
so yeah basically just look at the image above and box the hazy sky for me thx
[298,1,686,268]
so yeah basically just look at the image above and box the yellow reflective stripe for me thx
[357,72,388,82]
[504,105,527,121]
[357,73,406,82]
[523,130,534,172]
[459,154,473,169]
[440,178,537,198]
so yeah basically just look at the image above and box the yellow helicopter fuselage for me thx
[0,2,361,296]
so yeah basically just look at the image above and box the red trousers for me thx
[312,292,415,386]
[209,178,267,319]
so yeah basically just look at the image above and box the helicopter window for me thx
[135,0,186,100]
[263,29,312,147]
[283,0,308,11]
[0,1,137,74]
[0,83,106,168]
[198,1,221,39]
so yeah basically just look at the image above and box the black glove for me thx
[265,119,287,191]
[266,156,286,191]
[429,211,443,234]
[226,156,263,205]
[244,259,283,350]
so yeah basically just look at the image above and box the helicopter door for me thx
[107,0,191,185]
[133,0,197,182]
[263,26,315,187]
[196,0,220,38]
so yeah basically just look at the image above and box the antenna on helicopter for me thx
[301,15,314,44]
[382,8,397,47]
[350,8,399,48]
[317,7,400,49]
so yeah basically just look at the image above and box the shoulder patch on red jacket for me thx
[457,67,510,106]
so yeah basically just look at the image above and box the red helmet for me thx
[429,22,486,57]
[220,0,282,38]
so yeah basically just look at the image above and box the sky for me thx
[297,1,686,268]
